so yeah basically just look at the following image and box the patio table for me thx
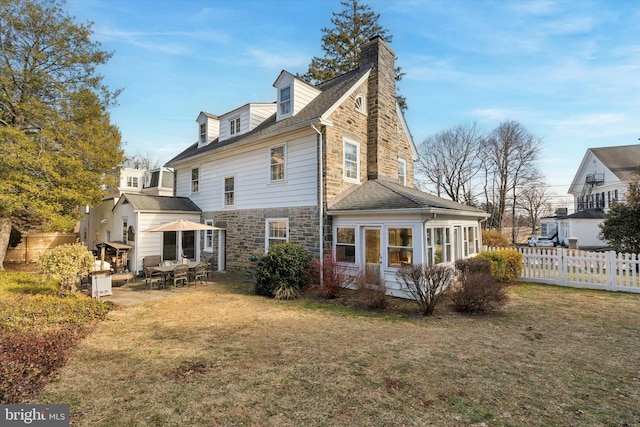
[148,262,202,286]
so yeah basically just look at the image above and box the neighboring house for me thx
[555,144,640,249]
[165,36,489,297]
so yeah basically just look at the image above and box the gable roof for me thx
[114,194,201,213]
[166,67,373,166]
[590,144,640,182]
[569,144,640,192]
[328,179,488,217]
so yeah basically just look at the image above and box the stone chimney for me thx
[359,35,399,181]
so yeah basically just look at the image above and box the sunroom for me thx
[327,180,489,298]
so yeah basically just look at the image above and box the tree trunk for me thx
[0,217,11,271]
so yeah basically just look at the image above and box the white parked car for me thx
[528,236,555,247]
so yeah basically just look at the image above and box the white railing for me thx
[483,247,640,294]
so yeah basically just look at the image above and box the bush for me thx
[450,272,507,314]
[455,257,492,276]
[37,243,95,294]
[254,243,310,299]
[477,250,523,283]
[482,229,512,248]
[354,266,387,310]
[396,264,455,316]
[305,253,354,299]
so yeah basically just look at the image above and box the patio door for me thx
[364,227,382,285]
[163,232,176,261]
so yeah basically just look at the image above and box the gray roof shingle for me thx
[591,144,640,182]
[328,180,487,215]
[118,194,201,212]
[166,67,371,165]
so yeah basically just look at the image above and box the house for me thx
[554,144,640,248]
[78,166,209,274]
[165,36,489,297]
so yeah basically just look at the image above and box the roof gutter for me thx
[327,207,490,218]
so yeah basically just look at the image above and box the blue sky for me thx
[65,0,640,207]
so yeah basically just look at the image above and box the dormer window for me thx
[126,176,138,188]
[354,94,366,114]
[279,86,291,115]
[199,123,206,143]
[229,117,240,136]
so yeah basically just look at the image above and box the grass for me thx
[24,274,638,426]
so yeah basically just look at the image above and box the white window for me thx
[279,86,291,115]
[224,176,234,207]
[270,145,286,182]
[122,218,128,242]
[266,219,288,251]
[191,168,199,193]
[199,123,206,143]
[126,176,138,188]
[425,227,451,265]
[398,158,406,186]
[343,141,359,183]
[388,228,413,267]
[468,226,479,254]
[354,94,366,114]
[204,219,214,252]
[229,117,240,136]
[335,227,356,263]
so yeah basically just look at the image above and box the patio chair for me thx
[143,255,162,269]
[190,262,208,286]
[172,264,189,288]
[144,267,164,291]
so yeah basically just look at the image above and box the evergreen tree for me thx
[301,0,406,110]
[0,0,124,269]
[599,169,640,254]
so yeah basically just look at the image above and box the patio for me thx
[89,271,242,306]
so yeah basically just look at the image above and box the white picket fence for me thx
[484,247,640,293]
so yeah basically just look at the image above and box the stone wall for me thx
[202,206,320,276]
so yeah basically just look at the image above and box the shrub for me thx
[477,250,523,283]
[37,243,95,294]
[451,270,507,314]
[254,243,310,299]
[396,264,455,316]
[455,257,492,276]
[305,253,354,299]
[482,229,512,248]
[354,266,387,310]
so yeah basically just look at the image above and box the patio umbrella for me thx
[143,219,223,232]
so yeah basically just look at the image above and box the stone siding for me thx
[202,206,320,276]
[324,36,415,208]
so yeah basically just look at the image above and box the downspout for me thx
[311,123,324,287]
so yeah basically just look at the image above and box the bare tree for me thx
[122,152,160,170]
[483,120,542,238]
[517,182,554,233]
[416,122,483,204]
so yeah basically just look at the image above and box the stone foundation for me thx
[202,206,320,276]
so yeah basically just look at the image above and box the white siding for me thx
[176,130,318,211]
[132,212,202,274]
[292,79,320,115]
[249,104,276,130]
